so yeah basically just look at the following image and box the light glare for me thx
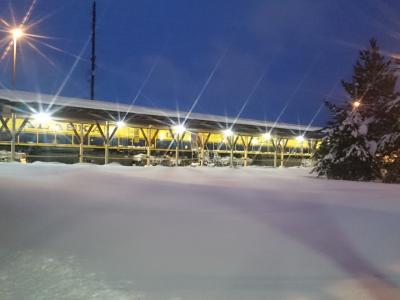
[116,121,126,128]
[223,128,234,137]
[263,132,272,141]
[10,27,24,40]
[296,135,305,143]
[33,112,52,125]
[172,124,186,135]
[353,100,361,108]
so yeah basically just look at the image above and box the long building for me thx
[0,90,322,166]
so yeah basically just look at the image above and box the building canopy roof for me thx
[0,89,322,138]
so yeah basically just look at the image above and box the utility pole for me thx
[90,0,96,100]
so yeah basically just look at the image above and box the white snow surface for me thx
[0,163,400,300]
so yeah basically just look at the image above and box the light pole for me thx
[10,27,24,89]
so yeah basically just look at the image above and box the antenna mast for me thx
[90,0,96,100]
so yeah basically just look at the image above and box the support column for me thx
[300,139,304,166]
[79,123,84,163]
[272,137,278,168]
[200,134,205,166]
[229,136,234,168]
[175,134,180,166]
[10,113,16,161]
[104,121,109,164]
[280,138,288,167]
[198,133,210,166]
[242,136,252,167]
[146,126,151,166]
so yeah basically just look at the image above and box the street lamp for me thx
[10,27,25,89]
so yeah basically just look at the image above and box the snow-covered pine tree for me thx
[314,39,398,181]
[378,95,400,183]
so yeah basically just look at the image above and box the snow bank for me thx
[0,163,399,299]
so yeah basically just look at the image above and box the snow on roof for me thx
[0,89,322,132]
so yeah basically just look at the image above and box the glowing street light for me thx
[33,112,52,125]
[9,27,25,89]
[11,27,24,40]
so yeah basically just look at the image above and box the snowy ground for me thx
[0,163,399,300]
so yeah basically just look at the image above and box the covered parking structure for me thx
[0,90,322,167]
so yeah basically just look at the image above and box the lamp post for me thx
[10,27,24,89]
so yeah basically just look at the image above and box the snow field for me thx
[0,162,399,299]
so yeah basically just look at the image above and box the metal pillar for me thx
[198,133,210,166]
[146,126,151,166]
[104,121,109,164]
[79,123,84,163]
[243,137,249,167]
[300,140,304,166]
[229,136,234,168]
[175,134,180,166]
[280,139,288,167]
[10,113,16,161]
[12,39,17,89]
[272,138,277,168]
[200,135,205,166]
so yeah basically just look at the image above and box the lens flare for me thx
[223,128,234,137]
[172,124,186,135]
[33,112,52,125]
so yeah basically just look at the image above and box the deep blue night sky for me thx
[1,0,400,126]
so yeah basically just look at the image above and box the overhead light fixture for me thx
[172,124,186,135]
[33,112,52,125]
[296,135,305,143]
[263,132,272,141]
[223,128,234,137]
[116,120,126,128]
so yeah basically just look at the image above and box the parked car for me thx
[0,150,27,163]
